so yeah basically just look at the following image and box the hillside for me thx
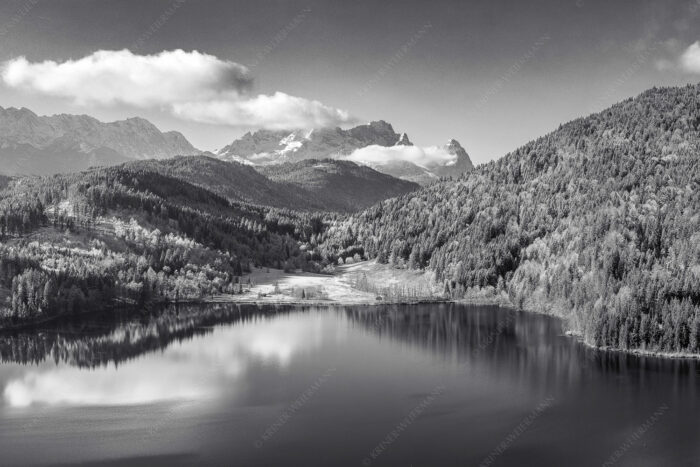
[124,156,418,212]
[0,106,200,175]
[0,164,326,323]
[316,84,700,355]
[122,156,324,211]
[259,159,419,211]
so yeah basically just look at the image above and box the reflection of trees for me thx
[0,304,300,368]
[345,303,558,357]
[344,304,700,384]
[1,303,696,384]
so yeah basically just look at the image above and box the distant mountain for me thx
[124,156,419,212]
[216,120,473,184]
[217,121,400,164]
[431,139,474,177]
[259,159,419,211]
[0,106,200,175]
[355,138,475,185]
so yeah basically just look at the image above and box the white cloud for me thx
[679,41,700,74]
[1,49,353,129]
[2,49,252,107]
[346,144,457,169]
[172,91,352,130]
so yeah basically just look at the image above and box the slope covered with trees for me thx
[259,159,419,211]
[0,164,329,323]
[123,156,418,212]
[318,84,700,355]
[123,156,325,211]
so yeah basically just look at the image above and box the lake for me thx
[0,303,698,466]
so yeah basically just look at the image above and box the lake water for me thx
[0,303,698,466]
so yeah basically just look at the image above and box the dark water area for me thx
[0,303,698,466]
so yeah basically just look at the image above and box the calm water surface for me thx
[0,303,698,466]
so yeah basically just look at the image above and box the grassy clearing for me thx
[212,260,445,305]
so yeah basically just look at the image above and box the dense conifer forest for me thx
[316,84,700,355]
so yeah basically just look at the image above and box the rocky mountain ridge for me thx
[216,120,474,184]
[0,106,200,175]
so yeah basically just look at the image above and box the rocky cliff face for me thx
[217,121,405,164]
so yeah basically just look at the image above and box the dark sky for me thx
[0,0,699,163]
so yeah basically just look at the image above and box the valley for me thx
[1,84,700,358]
[5,3,700,466]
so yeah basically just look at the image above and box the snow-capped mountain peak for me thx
[216,121,473,184]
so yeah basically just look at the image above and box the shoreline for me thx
[2,260,699,361]
[3,296,699,360]
[566,330,700,361]
[455,296,700,361]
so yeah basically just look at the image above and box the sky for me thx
[0,0,699,164]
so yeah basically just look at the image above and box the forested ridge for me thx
[124,156,417,212]
[122,156,330,212]
[259,159,419,211]
[317,84,700,355]
[0,164,330,322]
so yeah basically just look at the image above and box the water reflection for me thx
[0,304,698,466]
[346,304,700,390]
[0,304,292,368]
[1,303,698,406]
[0,304,330,407]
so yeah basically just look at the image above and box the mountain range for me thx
[0,107,472,184]
[0,106,199,175]
[216,120,474,184]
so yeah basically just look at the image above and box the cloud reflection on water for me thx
[3,311,328,408]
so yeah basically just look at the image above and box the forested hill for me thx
[259,159,419,211]
[123,156,418,212]
[122,156,326,211]
[318,83,700,355]
[0,164,328,322]
[0,154,414,323]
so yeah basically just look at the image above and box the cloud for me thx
[172,91,352,130]
[679,41,700,74]
[346,144,457,169]
[2,49,252,107]
[1,49,353,129]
